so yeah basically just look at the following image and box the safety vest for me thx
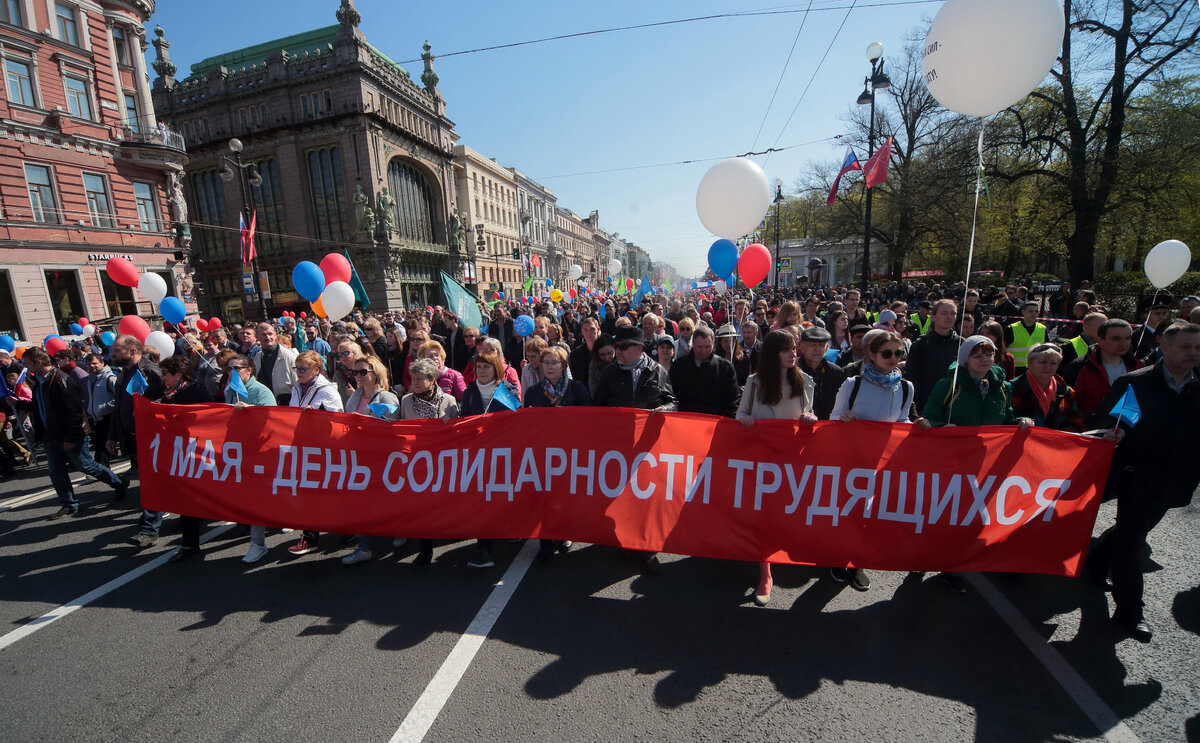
[1067,334,1089,360]
[910,313,932,335]
[1008,321,1047,368]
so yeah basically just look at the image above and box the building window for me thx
[55,3,79,47]
[5,59,34,106]
[112,26,129,65]
[124,94,139,133]
[250,158,285,255]
[191,170,228,258]
[44,269,84,332]
[1,0,22,26]
[387,158,436,244]
[99,270,136,317]
[306,146,345,242]
[25,164,58,223]
[133,181,159,231]
[82,173,114,227]
[64,76,91,119]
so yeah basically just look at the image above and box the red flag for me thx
[863,136,892,189]
[531,253,541,268]
[245,210,257,262]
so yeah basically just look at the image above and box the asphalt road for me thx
[1,457,1197,743]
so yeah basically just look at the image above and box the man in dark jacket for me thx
[797,327,846,421]
[106,335,165,547]
[904,299,961,412]
[1086,322,1200,642]
[593,325,676,575]
[10,347,126,518]
[668,325,740,418]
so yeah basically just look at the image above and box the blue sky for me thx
[148,0,938,277]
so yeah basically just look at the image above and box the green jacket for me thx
[921,365,1016,427]
[225,375,278,407]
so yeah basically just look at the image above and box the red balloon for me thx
[196,319,209,332]
[299,312,307,320]
[45,336,67,356]
[738,243,772,287]
[78,317,89,326]
[319,253,352,286]
[625,278,635,291]
[568,288,577,298]
[117,315,151,342]
[208,317,223,330]
[106,257,140,287]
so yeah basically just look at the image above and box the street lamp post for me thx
[474,223,491,297]
[219,138,267,322]
[857,42,891,292]
[772,178,784,289]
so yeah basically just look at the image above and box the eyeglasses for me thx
[336,350,354,357]
[352,369,372,376]
[877,349,906,360]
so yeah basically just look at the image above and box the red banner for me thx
[135,398,1114,576]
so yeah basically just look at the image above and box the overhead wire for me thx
[749,0,816,153]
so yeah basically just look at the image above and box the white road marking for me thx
[967,574,1142,743]
[0,462,131,512]
[0,523,234,652]
[390,540,538,743]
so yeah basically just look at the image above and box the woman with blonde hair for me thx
[345,355,399,420]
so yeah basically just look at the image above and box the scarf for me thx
[476,379,498,411]
[618,353,649,388]
[162,379,192,402]
[541,374,570,406]
[1028,374,1057,419]
[862,361,902,390]
[411,386,443,419]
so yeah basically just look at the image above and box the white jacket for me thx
[254,344,298,397]
[290,376,344,412]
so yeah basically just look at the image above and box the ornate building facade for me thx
[452,144,521,299]
[0,0,189,342]
[150,0,459,319]
[511,166,554,288]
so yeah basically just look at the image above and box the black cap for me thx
[800,327,831,343]
[1147,290,1174,311]
[849,324,872,336]
[614,325,646,348]
[917,300,933,309]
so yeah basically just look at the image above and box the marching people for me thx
[588,334,617,401]
[655,337,677,373]
[223,354,278,563]
[106,335,164,548]
[716,324,751,387]
[253,322,299,405]
[1009,343,1084,432]
[736,329,817,605]
[1063,318,1143,418]
[796,327,846,421]
[159,354,214,563]
[83,352,117,465]
[418,341,467,402]
[905,298,961,412]
[1087,322,1200,642]
[669,324,740,418]
[1004,301,1048,373]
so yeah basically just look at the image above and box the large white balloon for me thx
[923,0,1064,118]
[144,330,175,360]
[1144,240,1192,288]
[320,281,355,320]
[82,324,96,337]
[607,259,622,276]
[568,264,583,280]
[137,272,168,303]
[696,158,772,240]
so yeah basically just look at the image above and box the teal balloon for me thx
[0,335,13,352]
[160,296,187,325]
[100,331,116,345]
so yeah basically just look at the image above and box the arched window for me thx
[387,158,435,243]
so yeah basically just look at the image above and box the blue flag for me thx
[440,271,483,334]
[1109,385,1140,427]
[599,304,607,320]
[633,275,653,306]
[126,369,149,396]
[367,402,398,419]
[0,371,10,399]
[227,370,249,400]
[344,249,371,309]
[492,382,520,411]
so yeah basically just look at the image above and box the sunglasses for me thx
[877,349,906,360]
[336,350,354,357]
[295,365,314,372]
[352,368,372,376]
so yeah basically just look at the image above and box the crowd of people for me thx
[2,277,1198,644]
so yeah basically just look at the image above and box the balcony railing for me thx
[119,125,187,153]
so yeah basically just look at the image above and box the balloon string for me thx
[948,124,987,420]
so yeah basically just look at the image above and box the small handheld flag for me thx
[367,402,398,419]
[126,369,149,396]
[227,370,249,400]
[492,382,520,411]
[1109,385,1141,428]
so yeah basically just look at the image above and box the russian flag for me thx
[826,145,862,205]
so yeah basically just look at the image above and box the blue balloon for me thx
[724,274,736,287]
[292,261,326,302]
[513,315,534,337]
[0,334,14,352]
[69,323,83,335]
[498,292,505,299]
[160,296,187,325]
[545,278,553,287]
[691,282,699,289]
[708,239,739,279]
[100,331,116,346]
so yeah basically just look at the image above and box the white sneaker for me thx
[342,550,371,565]
[392,538,407,548]
[242,543,269,563]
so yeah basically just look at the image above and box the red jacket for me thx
[1067,348,1142,418]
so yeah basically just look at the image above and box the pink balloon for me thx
[118,315,151,342]
[106,257,140,287]
[45,336,67,356]
[738,243,772,287]
[208,317,223,330]
[319,253,352,286]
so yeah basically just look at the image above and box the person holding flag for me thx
[106,335,164,547]
[1086,322,1200,642]
[223,354,277,563]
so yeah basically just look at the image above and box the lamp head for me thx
[865,42,884,61]
[228,138,243,153]
[219,163,235,182]
[856,83,874,107]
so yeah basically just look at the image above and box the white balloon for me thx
[922,0,1064,118]
[715,280,728,294]
[320,281,356,320]
[568,264,583,280]
[82,324,96,337]
[695,158,771,240]
[1144,239,1191,288]
[144,330,175,360]
[137,272,169,303]
[607,259,622,276]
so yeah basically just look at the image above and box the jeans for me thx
[44,434,121,510]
